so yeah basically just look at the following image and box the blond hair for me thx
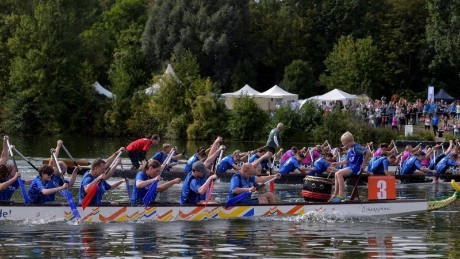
[341,131,354,143]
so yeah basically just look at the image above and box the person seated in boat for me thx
[308,152,334,176]
[367,152,397,176]
[329,131,371,203]
[401,144,422,164]
[217,150,244,173]
[183,148,207,173]
[300,146,322,166]
[180,161,217,205]
[419,144,438,168]
[28,165,68,204]
[131,160,181,205]
[280,146,298,165]
[78,156,128,205]
[373,141,396,157]
[228,155,281,205]
[0,164,23,201]
[151,144,184,173]
[248,148,270,174]
[435,152,460,182]
[126,134,161,170]
[279,153,311,174]
[400,151,437,176]
[428,140,457,170]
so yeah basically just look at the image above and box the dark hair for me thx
[297,153,305,159]
[415,151,426,157]
[0,165,9,182]
[140,160,161,172]
[38,165,54,176]
[91,159,106,170]
[324,153,333,158]
[388,154,396,160]
[380,151,389,157]
[196,146,206,153]
[257,148,266,153]
[380,143,389,148]
[151,134,160,141]
[197,150,207,159]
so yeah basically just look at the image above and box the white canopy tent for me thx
[255,85,298,111]
[317,89,358,102]
[144,64,180,94]
[93,82,114,98]
[223,84,261,109]
[299,95,322,109]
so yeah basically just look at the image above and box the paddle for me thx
[51,150,81,219]
[269,152,276,193]
[225,177,277,208]
[61,144,82,171]
[120,163,131,199]
[205,149,224,206]
[82,151,122,210]
[11,148,39,172]
[6,140,30,204]
[143,150,175,207]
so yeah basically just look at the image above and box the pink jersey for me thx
[373,148,383,157]
[392,116,398,126]
[301,149,321,165]
[401,151,411,164]
[420,148,432,166]
[281,150,294,164]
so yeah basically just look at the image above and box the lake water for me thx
[1,136,460,258]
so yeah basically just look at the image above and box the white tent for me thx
[93,82,114,98]
[223,84,261,109]
[145,64,180,94]
[299,95,322,109]
[255,85,298,111]
[317,89,358,102]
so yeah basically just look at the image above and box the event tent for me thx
[317,89,358,102]
[255,85,298,111]
[145,64,179,94]
[298,96,322,109]
[223,84,261,109]
[93,82,114,98]
[433,89,456,103]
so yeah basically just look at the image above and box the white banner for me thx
[428,86,434,101]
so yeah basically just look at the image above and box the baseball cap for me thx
[192,161,209,175]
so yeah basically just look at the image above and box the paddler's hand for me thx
[173,178,181,184]
[215,136,223,144]
[99,174,108,181]
[274,173,281,179]
[218,145,226,151]
[117,147,125,154]
[264,152,273,158]
[209,174,217,181]
[13,172,20,180]
[247,186,256,192]
[61,183,68,190]
[153,175,162,182]
[3,135,8,140]
[73,165,82,172]
[57,140,63,147]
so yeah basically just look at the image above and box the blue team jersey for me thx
[131,171,157,204]
[183,154,199,173]
[44,175,67,202]
[347,143,367,174]
[400,156,422,175]
[180,172,208,205]
[367,156,389,175]
[152,152,168,164]
[217,155,235,173]
[78,171,111,205]
[28,176,49,204]
[228,172,256,203]
[432,117,439,126]
[279,156,301,174]
[309,158,330,176]
[428,153,446,170]
[435,154,457,175]
[0,179,22,201]
[248,154,269,170]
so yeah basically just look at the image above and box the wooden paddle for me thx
[205,149,224,206]
[225,177,277,209]
[143,150,175,207]
[82,151,122,210]
[6,140,30,204]
[51,150,81,219]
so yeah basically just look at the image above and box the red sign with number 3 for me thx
[368,175,396,200]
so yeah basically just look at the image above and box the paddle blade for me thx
[143,181,158,207]
[205,180,215,206]
[82,184,98,210]
[61,189,81,218]
[269,181,275,193]
[225,191,251,209]
[18,177,30,205]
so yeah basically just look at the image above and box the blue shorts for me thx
[348,167,361,175]
[238,199,259,205]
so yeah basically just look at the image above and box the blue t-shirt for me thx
[44,175,67,202]
[367,156,389,175]
[279,156,301,174]
[180,172,208,205]
[435,155,457,175]
[0,179,22,201]
[28,176,48,204]
[152,152,168,164]
[248,154,269,170]
[131,171,157,204]
[78,171,111,205]
[217,155,235,173]
[309,158,330,176]
[183,153,198,173]
[400,156,423,175]
[347,143,367,174]
[228,172,256,203]
[432,117,439,126]
[429,153,446,170]
[423,103,430,112]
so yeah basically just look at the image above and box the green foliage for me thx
[187,95,229,140]
[319,36,383,96]
[281,60,315,99]
[227,96,270,141]
[231,59,256,92]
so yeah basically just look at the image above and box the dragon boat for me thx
[0,179,459,223]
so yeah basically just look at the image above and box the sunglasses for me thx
[43,171,53,176]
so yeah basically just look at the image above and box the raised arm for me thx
[208,136,223,159]
[204,145,225,168]
[0,136,9,165]
[49,140,63,168]
[105,147,125,170]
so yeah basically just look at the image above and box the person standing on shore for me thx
[266,123,284,154]
[126,134,161,170]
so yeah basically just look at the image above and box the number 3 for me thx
[377,180,387,199]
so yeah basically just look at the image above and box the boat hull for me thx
[0,200,430,222]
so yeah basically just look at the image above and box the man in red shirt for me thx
[126,134,160,170]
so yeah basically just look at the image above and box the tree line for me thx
[0,0,458,141]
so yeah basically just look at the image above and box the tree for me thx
[281,60,315,99]
[231,59,256,92]
[319,36,383,96]
[227,96,270,141]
